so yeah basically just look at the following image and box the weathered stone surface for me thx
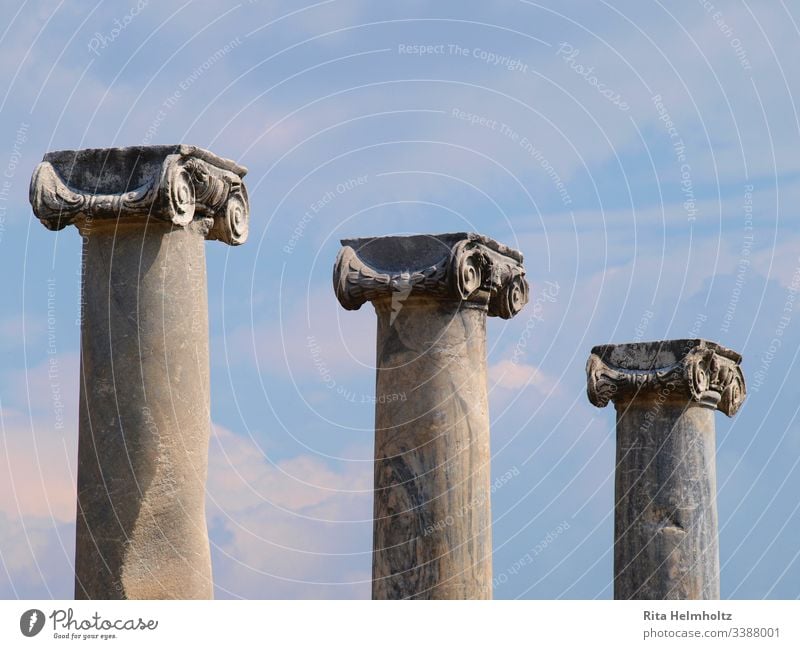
[75,222,212,599]
[586,339,746,600]
[333,233,528,599]
[587,339,745,416]
[335,232,528,319]
[30,144,249,244]
[30,146,249,599]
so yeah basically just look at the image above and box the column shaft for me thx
[372,298,491,599]
[614,399,719,599]
[76,221,212,599]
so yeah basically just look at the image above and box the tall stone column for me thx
[586,339,746,600]
[30,145,249,599]
[333,233,529,599]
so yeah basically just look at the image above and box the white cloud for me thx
[752,235,800,291]
[489,359,554,392]
[208,423,371,514]
[221,286,377,381]
[0,512,74,598]
[206,423,372,598]
[0,353,80,524]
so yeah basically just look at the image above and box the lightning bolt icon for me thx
[28,611,37,632]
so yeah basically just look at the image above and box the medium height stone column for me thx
[30,145,249,599]
[586,340,746,599]
[333,233,529,599]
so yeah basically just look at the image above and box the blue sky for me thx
[1,0,799,598]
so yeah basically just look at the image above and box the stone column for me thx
[333,233,529,599]
[586,339,746,600]
[30,145,249,599]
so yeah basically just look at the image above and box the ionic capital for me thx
[333,232,528,319]
[586,339,746,416]
[29,145,249,245]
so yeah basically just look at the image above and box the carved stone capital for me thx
[29,145,249,245]
[586,339,746,416]
[333,233,528,319]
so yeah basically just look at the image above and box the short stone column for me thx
[586,340,746,599]
[333,233,529,599]
[30,145,249,599]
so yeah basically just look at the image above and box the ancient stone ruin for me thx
[587,339,746,599]
[334,233,529,598]
[30,145,249,598]
[29,146,746,601]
